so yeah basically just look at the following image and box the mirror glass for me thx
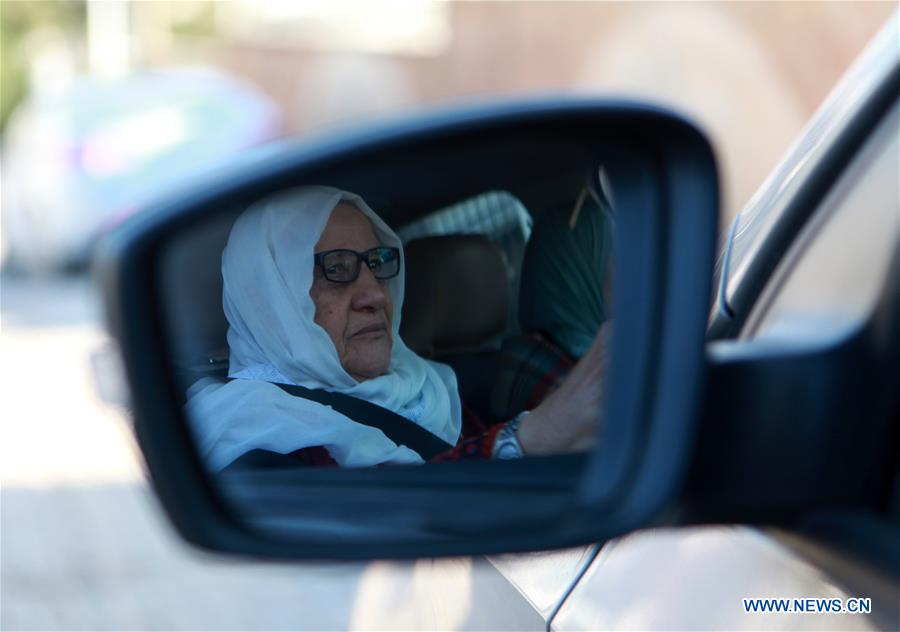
[158,128,625,539]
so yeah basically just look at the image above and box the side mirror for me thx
[97,99,718,559]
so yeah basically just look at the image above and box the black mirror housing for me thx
[96,99,719,560]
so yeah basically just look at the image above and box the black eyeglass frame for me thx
[313,246,401,283]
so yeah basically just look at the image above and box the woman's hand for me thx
[516,321,612,456]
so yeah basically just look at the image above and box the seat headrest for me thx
[400,234,509,358]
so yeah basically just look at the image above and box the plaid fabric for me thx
[429,399,501,462]
[490,331,576,421]
[430,423,504,463]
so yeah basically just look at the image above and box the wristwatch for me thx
[492,411,528,460]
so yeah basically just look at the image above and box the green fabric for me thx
[517,193,613,359]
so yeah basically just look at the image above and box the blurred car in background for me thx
[1,66,280,274]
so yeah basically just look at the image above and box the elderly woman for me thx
[187,186,609,470]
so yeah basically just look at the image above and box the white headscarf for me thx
[186,186,462,470]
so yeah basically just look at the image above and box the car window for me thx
[717,17,899,322]
[742,101,898,342]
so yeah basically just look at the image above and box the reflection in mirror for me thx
[159,134,617,535]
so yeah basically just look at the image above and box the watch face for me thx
[493,425,525,459]
[495,441,523,459]
[492,411,527,459]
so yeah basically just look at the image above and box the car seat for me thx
[401,234,510,422]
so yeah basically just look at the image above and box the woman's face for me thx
[310,203,394,381]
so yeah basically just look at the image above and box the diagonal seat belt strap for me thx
[269,381,455,461]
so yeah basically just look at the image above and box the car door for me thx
[551,14,899,632]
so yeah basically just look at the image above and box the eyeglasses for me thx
[313,247,401,283]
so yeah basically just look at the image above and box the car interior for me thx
[161,154,613,437]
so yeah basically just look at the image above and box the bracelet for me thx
[492,411,528,460]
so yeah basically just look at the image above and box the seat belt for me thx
[232,380,455,461]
